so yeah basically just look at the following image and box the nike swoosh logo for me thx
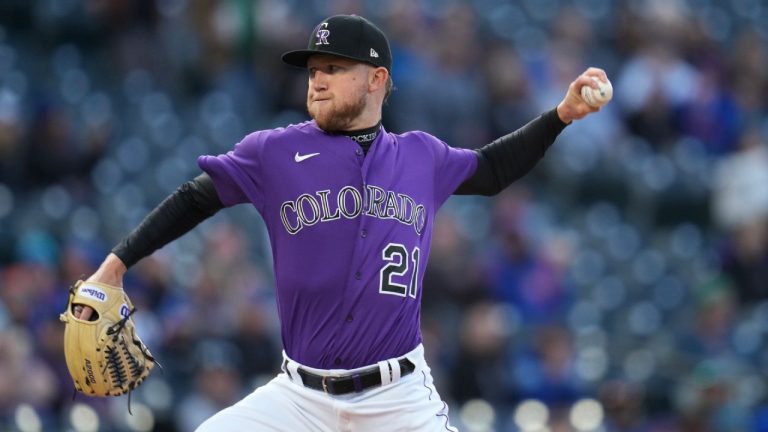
[294,152,320,162]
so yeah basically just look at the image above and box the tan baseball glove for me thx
[60,280,157,398]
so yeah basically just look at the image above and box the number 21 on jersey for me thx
[379,243,420,298]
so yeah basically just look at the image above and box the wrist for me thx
[88,253,127,286]
[556,103,574,125]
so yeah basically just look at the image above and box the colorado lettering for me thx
[280,185,426,235]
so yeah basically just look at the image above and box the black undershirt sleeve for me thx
[454,108,568,196]
[111,173,225,268]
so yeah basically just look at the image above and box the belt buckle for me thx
[321,375,329,394]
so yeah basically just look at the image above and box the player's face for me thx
[306,55,370,132]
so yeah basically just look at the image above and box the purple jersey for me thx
[199,120,477,369]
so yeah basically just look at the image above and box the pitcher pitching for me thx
[76,14,607,431]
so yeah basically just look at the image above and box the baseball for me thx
[580,76,613,108]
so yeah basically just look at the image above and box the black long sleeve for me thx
[111,173,224,268]
[454,108,568,196]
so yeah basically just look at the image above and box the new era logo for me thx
[370,48,379,58]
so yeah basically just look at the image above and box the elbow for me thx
[479,186,503,197]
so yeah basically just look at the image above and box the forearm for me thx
[454,108,568,196]
[111,173,224,268]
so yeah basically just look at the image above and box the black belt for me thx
[288,358,416,395]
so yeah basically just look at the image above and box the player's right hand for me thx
[556,67,609,123]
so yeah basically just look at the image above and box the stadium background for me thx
[0,0,767,430]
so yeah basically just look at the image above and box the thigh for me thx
[195,374,337,432]
[347,368,459,432]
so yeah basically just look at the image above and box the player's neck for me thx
[338,116,381,135]
[343,98,382,131]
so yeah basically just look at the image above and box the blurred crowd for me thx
[0,0,767,431]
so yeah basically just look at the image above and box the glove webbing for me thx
[71,304,163,415]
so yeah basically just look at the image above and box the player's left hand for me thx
[60,280,157,397]
[556,67,609,124]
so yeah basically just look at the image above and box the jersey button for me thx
[346,314,354,322]
[360,229,367,238]
[335,358,343,365]
[355,148,363,156]
[354,271,362,280]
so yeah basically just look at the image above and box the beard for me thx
[307,90,368,132]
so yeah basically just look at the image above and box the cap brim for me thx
[281,50,315,68]
[281,49,380,69]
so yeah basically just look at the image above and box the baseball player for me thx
[74,14,607,431]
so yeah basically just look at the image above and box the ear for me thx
[368,67,389,92]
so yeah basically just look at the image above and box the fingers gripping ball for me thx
[59,280,157,398]
[580,76,613,108]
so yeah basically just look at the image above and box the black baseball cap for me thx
[282,14,392,71]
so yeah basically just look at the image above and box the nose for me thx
[310,71,328,92]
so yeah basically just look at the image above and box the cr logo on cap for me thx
[315,22,330,45]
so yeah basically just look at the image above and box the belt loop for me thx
[377,361,392,385]
[286,358,304,386]
[388,358,401,382]
[321,376,329,394]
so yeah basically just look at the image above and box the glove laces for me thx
[103,306,163,414]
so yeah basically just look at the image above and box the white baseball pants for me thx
[195,344,458,431]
